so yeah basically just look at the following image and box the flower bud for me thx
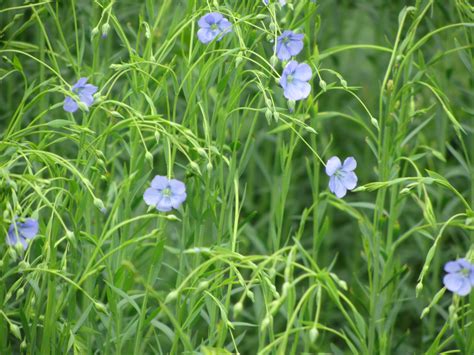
[235,52,244,67]
[309,327,319,343]
[261,315,272,331]
[93,198,105,212]
[91,26,100,39]
[95,302,107,313]
[415,282,423,296]
[16,287,24,298]
[10,323,21,340]
[101,23,110,38]
[265,108,273,123]
[269,55,278,67]
[145,151,154,168]
[319,80,327,92]
[165,290,178,303]
[233,301,243,317]
[287,99,295,112]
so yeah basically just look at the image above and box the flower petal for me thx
[169,179,186,194]
[63,97,78,113]
[156,196,173,212]
[143,188,162,206]
[277,43,291,61]
[325,156,342,176]
[287,39,303,56]
[82,84,98,96]
[456,279,472,296]
[456,258,472,270]
[293,63,312,81]
[342,157,357,172]
[151,175,169,190]
[282,60,297,76]
[6,225,20,246]
[72,77,88,90]
[217,18,232,33]
[170,193,187,209]
[443,273,463,292]
[341,171,357,190]
[197,28,215,44]
[79,93,94,107]
[333,177,348,198]
[283,80,311,101]
[444,260,462,273]
[20,219,39,239]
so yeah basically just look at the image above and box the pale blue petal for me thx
[444,260,462,273]
[457,258,471,270]
[342,157,357,172]
[293,63,312,81]
[341,171,357,190]
[277,43,291,61]
[156,196,173,212]
[20,219,38,239]
[443,273,463,292]
[151,175,169,190]
[325,156,342,176]
[170,193,187,209]
[79,93,94,107]
[287,39,303,56]
[334,177,347,198]
[456,279,472,296]
[63,97,78,113]
[73,77,88,90]
[144,187,161,206]
[283,80,311,100]
[169,179,186,194]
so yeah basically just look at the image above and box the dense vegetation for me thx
[1,0,473,353]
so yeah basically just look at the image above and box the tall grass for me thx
[0,0,473,353]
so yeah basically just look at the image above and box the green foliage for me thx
[0,0,473,353]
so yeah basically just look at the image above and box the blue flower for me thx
[443,258,474,296]
[6,218,39,250]
[197,12,232,44]
[279,60,312,101]
[144,175,187,212]
[263,0,287,5]
[325,156,357,198]
[63,78,98,113]
[276,30,304,61]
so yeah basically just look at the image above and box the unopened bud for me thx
[261,315,272,330]
[93,198,105,212]
[101,23,110,38]
[287,99,295,112]
[309,327,319,342]
[416,282,423,296]
[10,323,21,340]
[91,27,100,39]
[233,302,243,317]
[270,55,278,67]
[265,108,273,123]
[145,151,154,167]
[95,302,107,313]
[165,290,178,303]
[319,80,327,92]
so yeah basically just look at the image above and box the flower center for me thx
[211,24,219,30]
[162,187,172,197]
[287,74,294,83]
[283,36,290,44]
[460,267,470,277]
